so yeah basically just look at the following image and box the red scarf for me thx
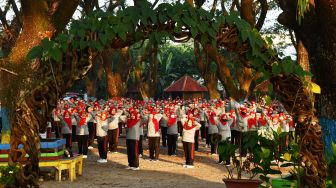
[209,113,216,126]
[259,114,268,126]
[63,111,72,129]
[220,114,228,126]
[79,113,87,127]
[168,114,177,127]
[151,113,159,133]
[184,119,196,130]
[248,117,257,128]
[127,118,140,129]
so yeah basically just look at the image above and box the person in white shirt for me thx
[146,107,163,161]
[181,113,201,168]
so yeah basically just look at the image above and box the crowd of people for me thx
[49,97,295,170]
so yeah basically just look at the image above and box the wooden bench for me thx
[0,155,83,182]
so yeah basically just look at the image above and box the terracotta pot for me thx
[223,179,262,188]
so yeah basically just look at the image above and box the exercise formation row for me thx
[50,97,294,170]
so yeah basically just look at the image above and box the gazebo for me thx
[164,75,208,100]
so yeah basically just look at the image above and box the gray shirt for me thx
[126,121,141,140]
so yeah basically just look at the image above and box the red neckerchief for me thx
[184,118,196,130]
[63,111,72,129]
[220,114,228,126]
[127,118,140,129]
[151,112,159,133]
[209,114,216,126]
[248,116,257,128]
[79,113,87,127]
[229,112,236,128]
[259,114,268,126]
[168,114,177,127]
[240,111,248,119]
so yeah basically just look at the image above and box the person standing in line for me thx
[138,111,146,158]
[146,107,163,161]
[126,111,141,170]
[52,106,61,138]
[87,106,95,149]
[107,106,125,153]
[59,110,73,157]
[207,111,219,155]
[75,107,92,159]
[71,107,78,143]
[95,111,109,163]
[199,105,207,141]
[160,109,169,147]
[181,112,201,168]
[167,107,178,156]
[217,113,232,165]
[192,108,201,151]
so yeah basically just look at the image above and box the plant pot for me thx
[272,178,297,188]
[222,179,262,188]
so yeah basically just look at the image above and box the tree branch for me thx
[255,0,268,30]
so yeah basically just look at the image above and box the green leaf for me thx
[272,62,282,75]
[27,46,43,60]
[119,32,127,41]
[49,48,62,62]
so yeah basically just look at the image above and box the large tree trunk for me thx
[0,1,79,186]
[271,75,326,188]
[278,1,336,187]
[102,48,131,98]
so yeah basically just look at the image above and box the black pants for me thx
[161,127,167,147]
[167,134,178,155]
[126,139,139,168]
[231,130,240,146]
[72,125,77,142]
[183,141,194,165]
[200,121,206,139]
[118,122,123,136]
[63,133,72,150]
[97,136,108,159]
[138,135,143,155]
[194,130,200,151]
[108,128,119,152]
[77,135,89,155]
[177,121,183,136]
[210,134,217,154]
[206,127,210,145]
[148,137,160,159]
[88,122,96,146]
[53,121,61,138]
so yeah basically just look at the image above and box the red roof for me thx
[164,75,208,92]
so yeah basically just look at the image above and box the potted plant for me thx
[218,126,287,188]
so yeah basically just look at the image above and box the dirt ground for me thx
[39,135,231,188]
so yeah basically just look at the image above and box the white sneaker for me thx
[97,159,107,163]
[88,146,93,149]
[218,161,224,165]
[186,165,194,169]
[183,164,188,168]
[82,155,87,159]
[172,154,177,157]
[131,167,140,171]
[125,166,132,170]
